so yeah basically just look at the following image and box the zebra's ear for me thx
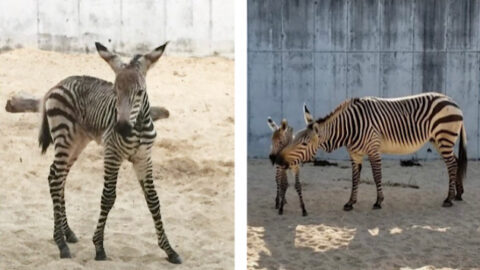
[139,42,168,73]
[304,104,314,125]
[95,42,124,74]
[267,117,278,131]
[281,119,288,130]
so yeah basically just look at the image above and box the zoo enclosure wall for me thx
[0,0,234,57]
[248,0,480,160]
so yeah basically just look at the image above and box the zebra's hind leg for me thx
[368,152,384,209]
[48,163,71,258]
[440,151,457,207]
[92,150,122,261]
[455,174,464,201]
[133,157,181,264]
[344,160,362,211]
[292,167,307,216]
[59,167,78,244]
[455,156,464,201]
[57,134,89,244]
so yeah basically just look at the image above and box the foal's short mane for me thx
[316,98,358,124]
[128,54,142,67]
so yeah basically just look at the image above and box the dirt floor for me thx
[0,48,234,270]
[248,159,480,270]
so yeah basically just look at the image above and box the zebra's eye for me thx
[136,91,143,96]
[301,142,308,146]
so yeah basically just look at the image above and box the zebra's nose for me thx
[115,121,132,138]
[269,154,276,165]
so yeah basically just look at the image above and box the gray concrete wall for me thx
[248,0,480,160]
[0,0,234,57]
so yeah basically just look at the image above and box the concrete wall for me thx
[248,0,480,160]
[0,0,234,57]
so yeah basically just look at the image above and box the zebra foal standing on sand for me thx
[38,42,181,263]
[267,117,308,216]
[275,93,467,210]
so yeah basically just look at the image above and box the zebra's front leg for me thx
[274,166,281,209]
[278,168,288,215]
[47,163,71,258]
[344,161,362,211]
[369,153,384,209]
[92,152,122,261]
[133,157,181,264]
[292,167,307,216]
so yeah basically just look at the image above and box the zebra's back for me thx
[350,92,463,155]
[43,75,117,142]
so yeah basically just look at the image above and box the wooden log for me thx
[150,106,170,120]
[5,93,39,113]
[5,94,170,121]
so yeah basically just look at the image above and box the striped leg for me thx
[278,168,288,215]
[59,139,88,244]
[48,162,71,258]
[93,150,122,260]
[48,132,87,257]
[292,167,307,216]
[133,157,181,264]
[274,166,282,209]
[59,167,78,244]
[368,152,384,209]
[344,158,362,211]
[455,161,464,201]
[440,151,457,207]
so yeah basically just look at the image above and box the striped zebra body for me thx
[268,118,307,216]
[39,43,181,263]
[276,92,467,210]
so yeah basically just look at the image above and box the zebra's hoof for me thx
[454,195,463,201]
[275,203,279,209]
[167,253,182,264]
[278,208,284,215]
[343,204,353,211]
[59,246,71,259]
[65,231,78,243]
[372,203,382,209]
[302,210,308,216]
[442,200,453,207]
[95,249,107,261]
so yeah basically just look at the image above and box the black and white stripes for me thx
[276,92,467,210]
[267,118,308,216]
[38,42,181,264]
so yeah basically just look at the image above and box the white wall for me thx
[0,0,234,57]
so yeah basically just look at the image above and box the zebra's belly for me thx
[379,139,427,155]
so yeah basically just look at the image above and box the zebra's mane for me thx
[316,98,357,124]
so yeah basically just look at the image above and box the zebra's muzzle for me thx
[269,154,276,165]
[274,155,289,169]
[115,121,132,138]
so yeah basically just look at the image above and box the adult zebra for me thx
[38,42,181,263]
[275,93,467,210]
[267,117,307,216]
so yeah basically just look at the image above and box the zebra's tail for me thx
[457,124,467,184]
[39,99,52,154]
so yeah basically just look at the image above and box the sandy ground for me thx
[248,159,480,270]
[0,48,234,269]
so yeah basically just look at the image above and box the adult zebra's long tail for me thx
[276,92,467,210]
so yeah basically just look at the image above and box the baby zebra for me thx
[267,117,308,216]
[275,92,467,210]
[38,42,181,263]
